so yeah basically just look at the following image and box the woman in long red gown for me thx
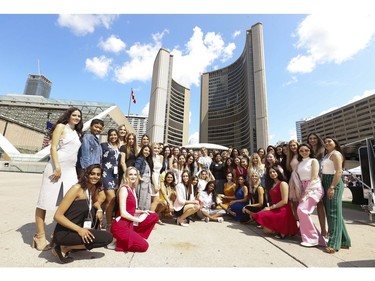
[111,167,158,252]
[252,166,299,238]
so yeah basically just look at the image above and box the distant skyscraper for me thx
[146,48,190,147]
[23,74,52,98]
[127,114,148,145]
[200,23,269,152]
[296,119,307,143]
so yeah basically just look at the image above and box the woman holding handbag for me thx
[296,143,326,247]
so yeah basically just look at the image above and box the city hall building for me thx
[199,23,269,153]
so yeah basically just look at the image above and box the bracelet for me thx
[97,209,103,212]
[271,204,276,210]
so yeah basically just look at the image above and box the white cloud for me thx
[188,131,199,144]
[114,30,167,84]
[114,27,235,88]
[318,89,375,116]
[85,56,112,78]
[232,30,241,39]
[171,26,236,87]
[344,89,375,105]
[57,14,118,36]
[287,12,375,73]
[98,35,126,53]
[142,102,149,116]
[283,76,298,86]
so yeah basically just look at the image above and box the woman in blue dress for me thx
[101,129,120,230]
[228,175,249,221]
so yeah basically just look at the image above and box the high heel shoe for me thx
[52,245,74,264]
[32,233,52,251]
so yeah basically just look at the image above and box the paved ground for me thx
[1,171,374,274]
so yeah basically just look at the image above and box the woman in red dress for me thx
[111,167,158,252]
[252,166,299,239]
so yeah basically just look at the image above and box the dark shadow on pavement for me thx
[16,221,57,246]
[338,259,375,267]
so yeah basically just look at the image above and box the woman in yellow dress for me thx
[219,171,237,212]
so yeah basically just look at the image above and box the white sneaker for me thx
[217,217,224,223]
[300,241,318,247]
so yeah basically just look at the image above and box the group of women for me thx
[32,107,351,265]
[240,134,351,254]
[32,108,158,264]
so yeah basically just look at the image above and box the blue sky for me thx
[1,2,375,147]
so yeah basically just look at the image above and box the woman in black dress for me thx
[53,164,113,263]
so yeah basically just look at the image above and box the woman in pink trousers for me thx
[296,143,327,247]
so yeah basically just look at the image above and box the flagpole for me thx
[127,88,132,117]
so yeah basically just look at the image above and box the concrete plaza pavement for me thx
[1,171,375,270]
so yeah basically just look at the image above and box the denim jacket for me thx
[78,133,102,169]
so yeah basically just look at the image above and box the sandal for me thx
[341,246,350,250]
[325,247,336,254]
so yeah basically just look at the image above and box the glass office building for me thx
[23,74,52,98]
[200,23,269,152]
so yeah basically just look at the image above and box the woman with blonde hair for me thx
[242,172,267,222]
[111,166,158,252]
[249,153,265,185]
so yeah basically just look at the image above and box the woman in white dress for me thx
[150,143,164,220]
[33,107,83,251]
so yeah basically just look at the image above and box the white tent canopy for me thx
[183,142,229,151]
[343,166,361,176]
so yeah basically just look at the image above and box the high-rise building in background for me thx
[127,114,148,145]
[146,48,190,147]
[200,23,269,152]
[23,74,52,98]
[296,119,308,143]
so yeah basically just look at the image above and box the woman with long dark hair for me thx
[197,181,226,222]
[119,132,138,184]
[174,170,200,226]
[52,164,113,263]
[252,166,299,239]
[135,144,154,210]
[321,136,351,253]
[155,171,177,223]
[296,143,326,247]
[34,107,83,251]
[307,132,327,240]
[101,129,121,230]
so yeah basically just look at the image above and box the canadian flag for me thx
[131,89,136,104]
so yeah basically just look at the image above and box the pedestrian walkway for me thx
[0,171,374,269]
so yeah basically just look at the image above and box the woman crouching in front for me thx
[52,164,113,264]
[111,167,158,252]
